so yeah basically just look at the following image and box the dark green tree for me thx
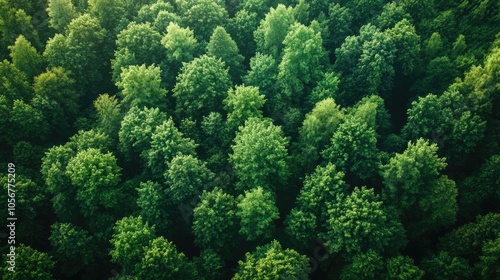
[340,250,384,280]
[223,85,265,133]
[206,26,244,82]
[1,245,55,280]
[46,0,78,32]
[136,181,169,235]
[385,255,424,280]
[8,35,44,81]
[420,252,473,280]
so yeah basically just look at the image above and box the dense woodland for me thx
[0,0,500,279]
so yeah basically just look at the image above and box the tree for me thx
[0,60,32,104]
[1,245,55,280]
[192,187,238,253]
[194,249,224,280]
[297,98,344,172]
[147,118,197,180]
[172,55,231,121]
[230,117,289,192]
[46,0,78,32]
[320,3,353,54]
[182,0,228,42]
[223,85,265,133]
[65,148,121,217]
[117,64,167,111]
[348,95,391,138]
[44,14,106,94]
[385,19,420,76]
[9,99,48,143]
[233,240,309,280]
[118,106,167,162]
[227,9,259,61]
[340,250,383,280]
[373,2,411,31]
[242,53,279,116]
[322,116,380,183]
[284,208,317,249]
[206,26,244,82]
[88,0,127,34]
[67,129,112,153]
[94,94,122,140]
[112,22,163,83]
[32,67,79,136]
[254,4,295,59]
[308,71,340,107]
[322,187,392,258]
[136,181,169,235]
[162,22,197,63]
[110,216,156,275]
[49,223,95,276]
[381,139,458,236]
[136,237,198,280]
[420,252,473,280]
[403,90,486,164]
[165,154,214,205]
[8,35,43,81]
[237,187,279,241]
[277,22,326,107]
[477,234,500,280]
[385,255,424,280]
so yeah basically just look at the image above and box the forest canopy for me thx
[1,0,500,279]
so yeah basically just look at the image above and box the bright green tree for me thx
[118,106,167,162]
[136,237,198,280]
[207,26,244,81]
[323,187,392,258]
[237,186,279,241]
[223,85,265,133]
[340,250,383,280]
[65,148,121,217]
[385,255,424,280]
[8,35,44,81]
[230,117,289,192]
[162,22,197,63]
[297,98,344,172]
[182,0,228,42]
[49,222,95,276]
[117,64,167,111]
[147,118,197,180]
[254,4,295,59]
[46,0,78,32]
[109,216,156,275]
[192,187,238,253]
[322,116,380,182]
[373,2,411,30]
[165,154,214,205]
[348,95,392,138]
[173,55,231,120]
[233,240,309,280]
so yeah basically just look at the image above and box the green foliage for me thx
[88,0,127,33]
[136,237,198,280]
[284,208,317,249]
[320,3,353,52]
[385,255,424,280]
[68,129,112,153]
[277,22,326,106]
[242,53,279,115]
[65,148,121,217]
[207,26,244,81]
[223,85,265,132]
[94,94,122,139]
[403,90,486,163]
[254,4,295,59]
[340,250,383,280]
[47,0,78,32]
[192,187,238,252]
[9,99,48,143]
[323,187,392,258]
[237,186,279,241]
[117,64,167,111]
[147,118,197,180]
[136,181,169,234]
[118,106,167,162]
[194,249,224,280]
[173,55,231,120]
[348,94,392,137]
[227,9,259,60]
[182,0,228,42]
[233,240,309,280]
[8,35,43,80]
[1,245,55,280]
[297,98,344,172]
[162,22,197,63]
[165,154,214,204]
[322,116,380,182]
[112,22,163,83]
[386,19,421,75]
[0,60,31,104]
[230,117,289,192]
[50,222,94,276]
[420,251,473,280]
[374,2,411,30]
[110,216,156,275]
[308,72,340,107]
[477,234,500,280]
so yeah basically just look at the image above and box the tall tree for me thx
[233,240,309,279]
[46,0,78,32]
[172,55,231,121]
[206,26,244,82]
[8,35,44,81]
[109,216,156,275]
[254,4,295,59]
[230,117,289,192]
[236,187,279,241]
[1,245,55,280]
[192,187,239,254]
[182,0,228,42]
[223,85,265,133]
[93,94,122,140]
